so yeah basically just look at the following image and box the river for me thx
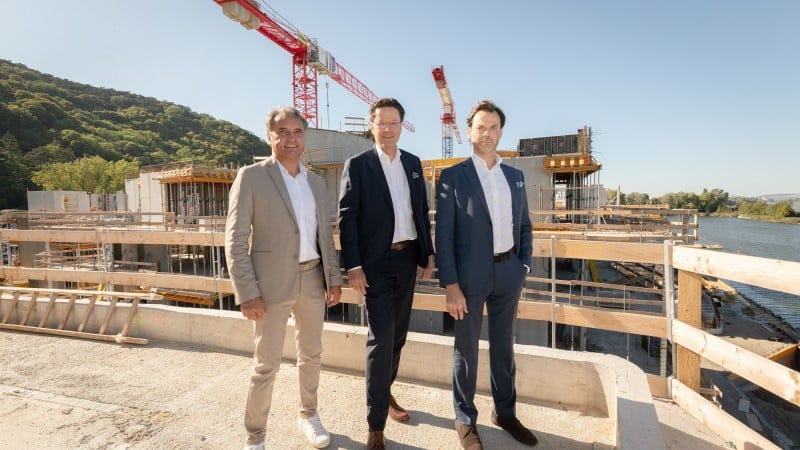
[697,216,800,330]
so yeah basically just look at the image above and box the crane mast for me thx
[213,0,414,131]
[431,66,462,158]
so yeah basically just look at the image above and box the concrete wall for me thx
[125,172,165,221]
[27,191,91,213]
[305,128,373,165]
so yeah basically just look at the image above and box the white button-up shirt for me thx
[278,162,320,263]
[471,152,513,254]
[377,145,417,243]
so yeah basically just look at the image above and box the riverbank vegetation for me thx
[610,188,799,223]
[0,60,267,209]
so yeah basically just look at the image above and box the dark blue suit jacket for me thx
[435,157,532,295]
[338,147,434,280]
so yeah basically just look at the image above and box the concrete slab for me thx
[0,331,614,449]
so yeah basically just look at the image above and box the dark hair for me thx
[265,105,308,135]
[466,100,505,129]
[369,97,405,122]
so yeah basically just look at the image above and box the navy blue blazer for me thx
[338,147,434,280]
[435,157,532,295]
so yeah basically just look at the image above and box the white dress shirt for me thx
[376,145,417,243]
[278,162,320,263]
[471,152,514,254]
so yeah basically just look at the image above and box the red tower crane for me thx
[431,65,462,158]
[213,0,414,131]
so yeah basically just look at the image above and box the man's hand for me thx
[326,286,342,307]
[240,297,265,321]
[418,255,434,280]
[347,268,369,295]
[445,283,468,320]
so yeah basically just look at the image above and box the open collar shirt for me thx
[376,145,417,243]
[471,152,514,254]
[277,161,320,263]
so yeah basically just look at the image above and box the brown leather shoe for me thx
[491,411,538,446]
[366,431,385,450]
[455,421,482,449]
[388,395,410,422]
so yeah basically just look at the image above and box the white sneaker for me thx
[243,442,265,450]
[297,414,331,448]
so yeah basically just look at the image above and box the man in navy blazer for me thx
[339,98,434,449]
[435,100,537,449]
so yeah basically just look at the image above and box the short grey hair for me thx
[264,106,308,135]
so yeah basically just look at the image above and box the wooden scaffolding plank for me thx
[0,323,147,345]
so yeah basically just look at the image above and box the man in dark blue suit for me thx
[338,98,434,450]
[435,100,537,449]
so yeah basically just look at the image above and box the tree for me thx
[625,192,650,206]
[31,156,138,193]
[0,133,30,209]
[698,188,729,213]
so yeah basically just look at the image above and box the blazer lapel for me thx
[265,157,298,226]
[462,158,491,218]
[366,148,392,206]
[399,151,418,199]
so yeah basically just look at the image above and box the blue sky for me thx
[1,0,798,197]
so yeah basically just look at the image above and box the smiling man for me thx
[338,98,434,450]
[435,100,536,449]
[225,106,342,450]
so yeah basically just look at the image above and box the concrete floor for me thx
[0,331,728,449]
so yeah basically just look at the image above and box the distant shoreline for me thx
[706,212,800,224]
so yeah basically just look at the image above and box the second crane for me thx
[432,66,462,158]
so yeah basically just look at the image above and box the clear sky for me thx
[1,0,798,197]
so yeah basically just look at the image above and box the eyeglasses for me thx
[372,121,401,129]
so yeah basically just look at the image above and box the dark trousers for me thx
[453,255,527,425]
[364,245,418,431]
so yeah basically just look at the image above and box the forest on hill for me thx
[0,60,268,209]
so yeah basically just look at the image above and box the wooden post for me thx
[676,269,703,391]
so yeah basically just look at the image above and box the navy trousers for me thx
[364,245,418,431]
[453,254,527,425]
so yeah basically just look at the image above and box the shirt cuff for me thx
[523,264,531,274]
[347,266,362,272]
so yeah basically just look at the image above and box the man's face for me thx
[370,107,402,150]
[468,110,503,155]
[269,115,305,164]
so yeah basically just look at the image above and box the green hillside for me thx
[0,59,268,209]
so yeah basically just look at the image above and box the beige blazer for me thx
[224,157,342,305]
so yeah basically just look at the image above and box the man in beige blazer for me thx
[225,106,342,450]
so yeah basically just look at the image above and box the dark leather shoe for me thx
[366,431,385,450]
[491,411,538,446]
[455,421,483,450]
[388,395,409,422]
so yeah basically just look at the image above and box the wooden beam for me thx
[673,320,800,407]
[671,379,780,450]
[647,374,669,399]
[0,267,233,293]
[533,239,663,264]
[673,246,800,296]
[676,270,702,392]
[337,288,666,337]
[0,323,148,345]
[0,229,223,247]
